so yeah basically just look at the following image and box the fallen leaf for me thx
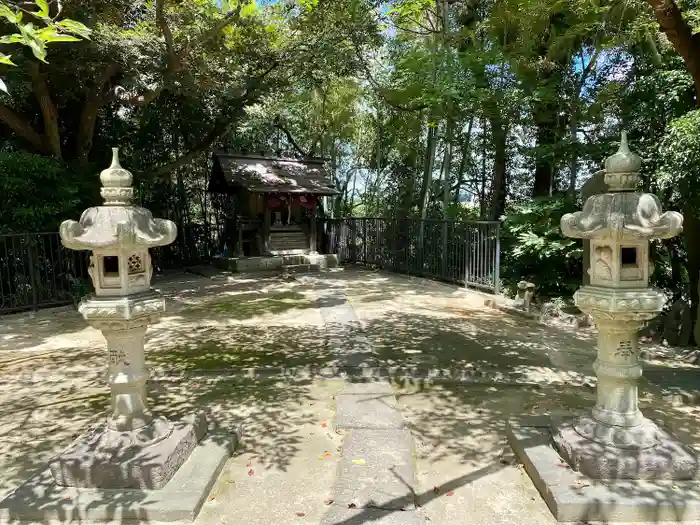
[572,480,589,490]
[557,462,570,469]
[318,456,324,460]
[248,469,255,476]
[208,495,216,501]
[321,423,328,428]
[446,491,454,496]
[246,462,252,468]
[351,459,366,465]
[62,493,72,500]
[296,511,306,517]
[348,503,357,509]
[324,498,334,505]
[324,452,333,457]
[432,486,440,493]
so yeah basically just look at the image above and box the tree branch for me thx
[0,103,46,152]
[156,0,179,71]
[274,121,310,157]
[116,1,244,107]
[28,62,61,159]
[76,62,121,165]
[151,60,279,178]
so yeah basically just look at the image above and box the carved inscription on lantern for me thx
[615,340,634,358]
[109,345,127,365]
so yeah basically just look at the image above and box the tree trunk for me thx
[28,63,62,160]
[418,123,438,222]
[442,118,453,217]
[488,114,507,221]
[480,118,487,217]
[532,100,557,197]
[685,207,700,345]
[453,116,474,205]
[648,0,700,103]
[568,100,579,195]
[76,63,120,166]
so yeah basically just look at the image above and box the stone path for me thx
[315,282,424,525]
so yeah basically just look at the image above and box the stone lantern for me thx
[555,132,694,480]
[54,148,206,489]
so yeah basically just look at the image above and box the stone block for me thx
[49,413,208,490]
[552,416,700,480]
[0,432,236,523]
[508,415,700,522]
[331,428,416,510]
[335,383,405,430]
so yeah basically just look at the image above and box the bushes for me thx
[500,196,583,299]
[0,152,87,234]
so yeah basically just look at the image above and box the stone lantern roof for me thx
[60,148,177,251]
[561,132,683,242]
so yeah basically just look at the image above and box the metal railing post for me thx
[494,223,501,295]
[26,235,38,311]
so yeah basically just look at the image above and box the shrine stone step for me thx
[269,230,308,252]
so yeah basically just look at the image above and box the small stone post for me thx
[55,148,208,490]
[555,132,696,479]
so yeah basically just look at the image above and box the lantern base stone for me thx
[508,415,700,522]
[552,416,700,480]
[0,429,236,523]
[49,412,208,490]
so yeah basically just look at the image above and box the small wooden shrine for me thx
[208,152,337,257]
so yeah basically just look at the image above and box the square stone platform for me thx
[49,413,208,490]
[0,431,236,523]
[213,253,338,273]
[507,415,700,522]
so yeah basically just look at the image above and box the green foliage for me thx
[658,109,700,205]
[0,152,83,233]
[0,0,90,72]
[500,196,582,299]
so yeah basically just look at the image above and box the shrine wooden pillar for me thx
[263,206,272,255]
[309,197,318,253]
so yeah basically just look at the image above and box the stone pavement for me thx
[2,268,700,524]
[314,283,424,525]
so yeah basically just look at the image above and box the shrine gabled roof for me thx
[209,152,338,195]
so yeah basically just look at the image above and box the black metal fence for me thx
[0,226,225,315]
[0,233,91,314]
[1,218,500,315]
[319,218,500,293]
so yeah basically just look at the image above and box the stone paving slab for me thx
[507,415,700,522]
[320,506,425,525]
[0,432,235,523]
[334,384,406,431]
[331,428,416,511]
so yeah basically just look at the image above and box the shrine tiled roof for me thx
[210,153,338,195]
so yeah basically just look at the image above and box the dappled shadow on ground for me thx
[393,380,700,524]
[0,271,311,356]
[5,267,700,523]
[0,373,337,523]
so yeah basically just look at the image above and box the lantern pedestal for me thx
[49,413,208,490]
